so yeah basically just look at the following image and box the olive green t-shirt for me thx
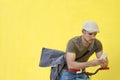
[66,36,103,62]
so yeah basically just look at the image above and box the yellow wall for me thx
[0,0,120,80]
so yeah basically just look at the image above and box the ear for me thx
[82,29,85,34]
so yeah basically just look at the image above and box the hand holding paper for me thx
[100,53,107,59]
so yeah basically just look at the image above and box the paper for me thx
[100,53,107,59]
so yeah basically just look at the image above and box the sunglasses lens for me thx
[88,33,93,35]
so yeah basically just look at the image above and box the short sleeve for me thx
[94,39,103,53]
[66,39,76,53]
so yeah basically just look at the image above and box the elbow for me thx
[67,61,76,69]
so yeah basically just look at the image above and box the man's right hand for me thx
[89,59,106,67]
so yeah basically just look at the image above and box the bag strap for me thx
[76,50,90,60]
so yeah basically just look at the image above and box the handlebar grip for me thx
[99,67,110,70]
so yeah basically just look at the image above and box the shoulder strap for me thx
[76,50,90,60]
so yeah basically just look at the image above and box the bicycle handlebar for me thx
[83,67,109,76]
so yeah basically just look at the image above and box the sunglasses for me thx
[87,31,97,36]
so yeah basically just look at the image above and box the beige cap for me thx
[82,20,100,33]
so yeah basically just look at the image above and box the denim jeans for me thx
[59,69,90,80]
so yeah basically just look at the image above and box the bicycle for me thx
[71,67,109,80]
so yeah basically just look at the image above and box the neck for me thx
[82,36,90,47]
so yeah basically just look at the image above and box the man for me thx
[59,21,109,80]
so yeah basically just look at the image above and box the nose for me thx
[91,34,95,39]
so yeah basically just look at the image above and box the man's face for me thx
[83,30,97,44]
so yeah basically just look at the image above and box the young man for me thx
[59,21,109,80]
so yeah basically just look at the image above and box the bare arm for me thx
[96,51,109,68]
[66,52,106,70]
[96,51,103,58]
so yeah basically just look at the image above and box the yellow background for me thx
[0,0,120,80]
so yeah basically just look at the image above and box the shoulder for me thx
[66,36,82,52]
[94,38,102,45]
[94,38,103,52]
[68,36,81,43]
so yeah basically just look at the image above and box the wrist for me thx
[86,61,92,68]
